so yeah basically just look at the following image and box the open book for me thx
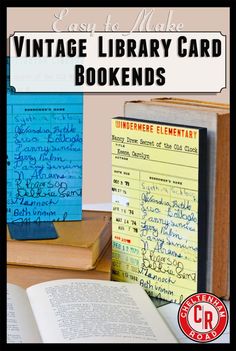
[7,279,177,344]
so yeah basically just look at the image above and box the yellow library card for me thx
[112,117,207,303]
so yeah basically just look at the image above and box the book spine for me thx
[212,113,230,298]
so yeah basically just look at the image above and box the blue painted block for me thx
[7,58,83,223]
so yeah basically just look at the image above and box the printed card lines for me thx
[112,117,206,303]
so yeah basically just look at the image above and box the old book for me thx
[7,241,112,288]
[112,117,207,303]
[7,210,112,270]
[124,98,230,299]
[7,279,177,343]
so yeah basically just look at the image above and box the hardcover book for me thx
[112,117,207,303]
[7,241,112,288]
[7,211,112,270]
[124,98,230,299]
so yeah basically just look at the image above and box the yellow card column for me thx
[112,118,201,303]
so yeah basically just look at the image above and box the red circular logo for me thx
[178,292,228,343]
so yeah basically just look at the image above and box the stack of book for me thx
[7,210,112,288]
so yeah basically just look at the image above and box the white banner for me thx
[10,32,226,93]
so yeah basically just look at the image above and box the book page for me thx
[7,283,42,343]
[112,118,206,303]
[26,279,177,343]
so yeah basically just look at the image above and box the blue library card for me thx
[7,58,83,224]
